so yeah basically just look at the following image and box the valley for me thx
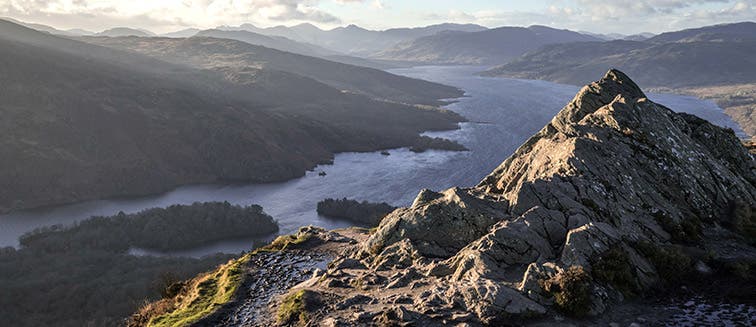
[1,66,742,254]
[0,9,754,326]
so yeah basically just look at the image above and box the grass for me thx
[265,232,314,251]
[131,227,328,326]
[134,254,250,327]
[276,289,321,326]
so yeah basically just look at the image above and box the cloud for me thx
[422,0,754,34]
[2,0,754,34]
[1,0,342,32]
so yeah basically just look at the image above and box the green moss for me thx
[145,254,250,327]
[592,247,640,297]
[540,266,592,317]
[276,290,321,326]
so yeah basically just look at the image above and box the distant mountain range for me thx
[0,19,463,213]
[373,25,601,65]
[483,22,756,139]
[483,22,756,88]
[220,22,488,56]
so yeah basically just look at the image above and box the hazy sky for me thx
[1,0,754,34]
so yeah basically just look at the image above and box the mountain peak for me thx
[249,69,756,325]
[549,69,646,132]
[602,68,644,96]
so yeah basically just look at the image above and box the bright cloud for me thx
[1,0,754,34]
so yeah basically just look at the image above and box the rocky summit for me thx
[135,70,756,326]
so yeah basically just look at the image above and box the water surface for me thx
[0,66,743,256]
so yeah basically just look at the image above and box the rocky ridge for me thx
[136,70,756,326]
[276,69,756,325]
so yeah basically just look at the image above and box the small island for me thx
[316,198,397,226]
[21,201,279,252]
[409,136,468,153]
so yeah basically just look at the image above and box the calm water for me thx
[0,66,744,256]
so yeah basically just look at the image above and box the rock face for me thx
[137,70,755,327]
[266,69,756,325]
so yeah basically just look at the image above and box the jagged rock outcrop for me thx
[272,69,756,325]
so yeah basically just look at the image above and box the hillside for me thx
[133,70,756,326]
[0,20,463,213]
[373,25,600,65]
[647,21,756,43]
[79,35,462,105]
[483,40,756,87]
[483,22,756,138]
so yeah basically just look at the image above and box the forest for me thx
[0,202,277,326]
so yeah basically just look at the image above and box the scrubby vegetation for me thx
[635,241,693,283]
[409,136,468,153]
[540,266,593,317]
[317,198,397,226]
[0,202,277,327]
[276,289,321,326]
[592,247,641,297]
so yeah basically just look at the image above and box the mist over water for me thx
[0,66,743,256]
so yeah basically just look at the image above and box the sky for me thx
[1,0,754,35]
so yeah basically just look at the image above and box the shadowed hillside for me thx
[78,35,463,106]
[0,20,463,213]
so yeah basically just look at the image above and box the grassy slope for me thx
[144,255,250,327]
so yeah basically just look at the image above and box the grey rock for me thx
[273,70,756,325]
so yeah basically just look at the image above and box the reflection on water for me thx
[0,66,744,256]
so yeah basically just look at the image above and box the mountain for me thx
[65,28,94,36]
[383,23,488,38]
[161,28,200,38]
[482,23,756,138]
[648,21,756,43]
[192,29,396,69]
[222,22,489,56]
[134,70,756,326]
[374,25,601,65]
[96,27,154,37]
[0,17,92,36]
[0,19,463,213]
[624,32,655,41]
[79,36,461,105]
[484,39,756,87]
